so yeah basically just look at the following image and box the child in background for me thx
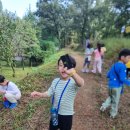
[0,75,21,109]
[91,43,103,74]
[100,49,130,118]
[31,54,84,130]
[85,35,90,48]
[82,44,94,72]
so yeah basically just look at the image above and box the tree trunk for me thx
[22,56,24,70]
[81,16,87,46]
[11,62,15,77]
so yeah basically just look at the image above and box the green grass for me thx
[0,50,65,82]
[103,37,130,59]
[0,67,33,82]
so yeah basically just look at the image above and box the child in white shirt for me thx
[0,75,21,109]
[82,44,94,72]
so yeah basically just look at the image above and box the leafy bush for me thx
[103,38,130,60]
[69,43,78,49]
[40,39,57,57]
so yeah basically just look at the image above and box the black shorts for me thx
[49,114,73,130]
[84,58,90,65]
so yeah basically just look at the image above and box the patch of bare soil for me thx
[71,51,130,130]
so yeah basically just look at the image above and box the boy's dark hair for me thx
[0,75,5,83]
[119,49,130,59]
[101,43,105,47]
[97,42,102,52]
[87,43,93,48]
[58,54,76,69]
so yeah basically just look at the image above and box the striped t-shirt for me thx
[47,77,79,115]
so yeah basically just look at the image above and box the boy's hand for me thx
[31,91,42,98]
[64,67,76,77]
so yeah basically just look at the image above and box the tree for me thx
[0,11,16,76]
[36,0,73,47]
[71,0,95,45]
[112,0,130,29]
[12,18,41,69]
[0,10,41,75]
[0,0,3,12]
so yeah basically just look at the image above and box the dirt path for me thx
[71,51,103,130]
[70,51,130,130]
[27,50,130,130]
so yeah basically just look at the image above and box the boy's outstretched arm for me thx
[72,72,84,87]
[31,91,49,98]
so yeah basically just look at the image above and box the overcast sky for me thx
[1,0,37,18]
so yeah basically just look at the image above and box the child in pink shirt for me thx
[92,43,103,74]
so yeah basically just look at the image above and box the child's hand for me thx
[64,67,76,77]
[31,91,42,98]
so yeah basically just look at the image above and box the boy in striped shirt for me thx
[31,54,84,130]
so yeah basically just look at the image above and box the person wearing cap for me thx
[0,75,21,109]
[31,54,84,130]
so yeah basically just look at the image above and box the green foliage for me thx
[112,0,130,27]
[35,0,130,46]
[40,39,57,58]
[0,9,43,74]
[36,0,74,47]
[103,38,130,60]
[0,0,3,12]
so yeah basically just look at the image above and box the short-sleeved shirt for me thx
[85,48,94,61]
[94,49,102,60]
[0,81,21,97]
[47,77,79,115]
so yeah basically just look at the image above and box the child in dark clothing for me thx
[100,49,130,118]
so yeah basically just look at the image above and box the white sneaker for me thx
[81,69,85,73]
[100,106,106,112]
[91,70,96,73]
[86,69,89,73]
[110,115,116,119]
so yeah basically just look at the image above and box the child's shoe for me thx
[85,69,89,73]
[3,100,10,108]
[81,69,85,73]
[91,70,96,73]
[100,106,106,112]
[110,115,116,119]
[9,103,17,109]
